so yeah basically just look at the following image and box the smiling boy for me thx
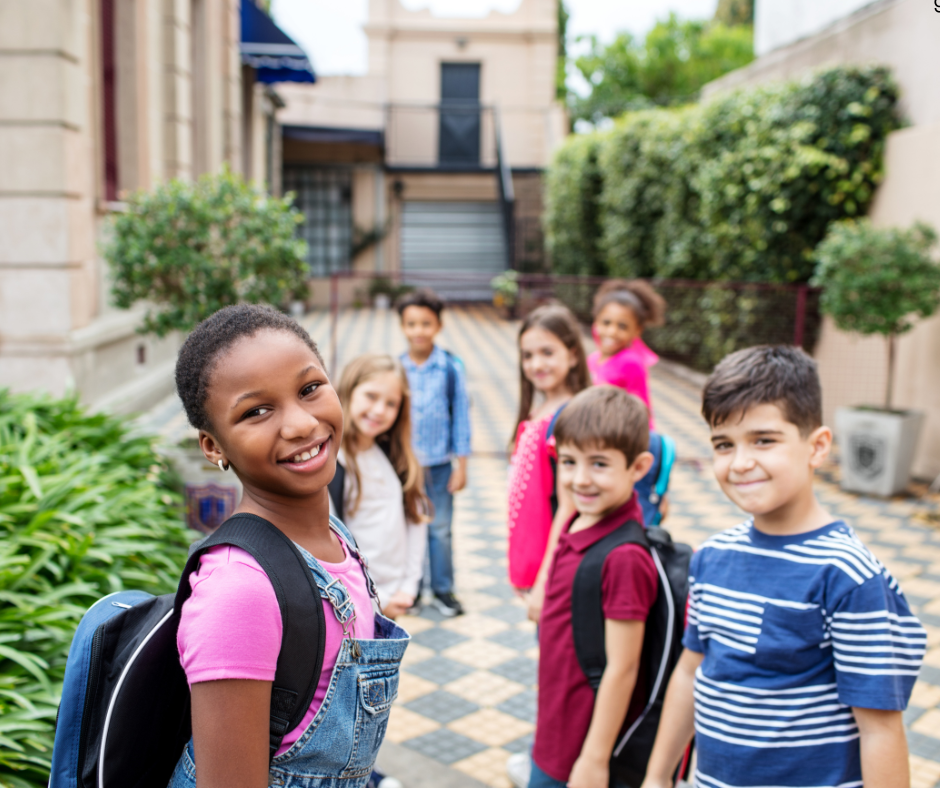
[641,346,926,788]
[530,386,656,788]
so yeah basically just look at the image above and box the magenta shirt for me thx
[177,538,375,756]
[587,336,658,429]
[507,413,556,589]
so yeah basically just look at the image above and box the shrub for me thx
[107,168,309,337]
[0,391,190,788]
[812,220,940,408]
[546,65,902,283]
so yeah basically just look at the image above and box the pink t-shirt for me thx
[507,413,556,589]
[177,536,375,757]
[587,336,658,428]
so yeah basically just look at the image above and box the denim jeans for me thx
[168,522,410,788]
[424,462,455,596]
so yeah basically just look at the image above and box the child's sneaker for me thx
[431,591,464,617]
[506,753,530,788]
[367,770,404,788]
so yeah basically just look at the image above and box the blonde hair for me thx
[337,354,429,523]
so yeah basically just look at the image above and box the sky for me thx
[270,0,720,78]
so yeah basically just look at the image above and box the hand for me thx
[382,591,415,620]
[567,754,608,788]
[447,462,467,493]
[527,584,545,623]
[657,493,670,523]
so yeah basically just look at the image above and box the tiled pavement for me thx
[139,306,940,788]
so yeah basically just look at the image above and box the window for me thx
[283,167,353,277]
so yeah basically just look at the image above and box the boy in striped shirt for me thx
[641,346,925,788]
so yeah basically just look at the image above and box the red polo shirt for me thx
[532,495,658,782]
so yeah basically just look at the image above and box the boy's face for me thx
[709,403,830,519]
[400,305,442,355]
[557,441,653,520]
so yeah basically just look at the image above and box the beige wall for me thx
[0,0,244,414]
[705,0,940,479]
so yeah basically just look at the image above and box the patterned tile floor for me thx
[139,306,940,788]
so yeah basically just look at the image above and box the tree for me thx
[714,0,753,26]
[571,14,753,125]
[107,169,309,337]
[557,0,569,101]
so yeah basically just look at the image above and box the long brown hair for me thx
[337,354,429,523]
[513,303,590,440]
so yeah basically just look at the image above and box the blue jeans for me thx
[424,462,455,596]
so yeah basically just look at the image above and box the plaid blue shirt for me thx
[400,346,471,467]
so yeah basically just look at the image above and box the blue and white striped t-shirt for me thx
[683,520,925,788]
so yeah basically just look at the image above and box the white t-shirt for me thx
[338,445,427,607]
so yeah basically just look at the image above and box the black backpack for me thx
[571,519,692,787]
[49,513,329,788]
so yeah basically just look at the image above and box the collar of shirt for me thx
[562,493,643,554]
[401,345,446,372]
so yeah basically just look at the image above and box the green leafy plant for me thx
[0,390,190,788]
[107,168,309,337]
[812,220,940,409]
[490,270,520,309]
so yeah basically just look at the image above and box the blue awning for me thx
[240,1,316,84]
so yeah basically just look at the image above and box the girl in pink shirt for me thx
[507,305,590,599]
[587,279,666,428]
[169,304,408,788]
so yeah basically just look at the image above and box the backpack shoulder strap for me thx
[175,513,326,760]
[327,460,346,522]
[545,403,568,517]
[571,520,649,691]
[655,434,677,499]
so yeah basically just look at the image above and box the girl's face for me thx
[520,326,577,397]
[594,302,641,358]
[199,330,343,500]
[349,371,403,446]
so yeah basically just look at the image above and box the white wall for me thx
[755,0,882,55]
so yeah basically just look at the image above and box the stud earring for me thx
[217,459,229,472]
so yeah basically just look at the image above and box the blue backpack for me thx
[49,514,336,788]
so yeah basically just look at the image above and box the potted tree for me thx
[812,219,940,496]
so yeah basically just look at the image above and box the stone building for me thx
[0,0,311,413]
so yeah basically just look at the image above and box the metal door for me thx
[439,63,481,166]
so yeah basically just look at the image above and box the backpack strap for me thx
[571,519,648,691]
[174,513,326,761]
[545,403,567,517]
[443,349,457,456]
[655,434,677,501]
[328,461,346,522]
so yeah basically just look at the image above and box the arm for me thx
[526,481,576,622]
[402,518,428,600]
[448,455,468,493]
[854,707,909,788]
[640,649,703,788]
[568,619,645,788]
[448,362,471,493]
[190,679,271,788]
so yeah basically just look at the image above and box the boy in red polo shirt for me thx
[529,386,657,788]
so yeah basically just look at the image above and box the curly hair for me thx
[175,304,324,432]
[592,279,666,328]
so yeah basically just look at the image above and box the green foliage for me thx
[546,65,901,284]
[556,0,569,102]
[812,220,940,338]
[714,0,753,26]
[0,391,190,788]
[571,14,753,124]
[490,270,520,307]
[107,168,309,337]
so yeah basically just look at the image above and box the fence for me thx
[324,271,820,376]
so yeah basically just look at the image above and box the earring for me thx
[217,459,228,472]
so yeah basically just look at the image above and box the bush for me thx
[108,168,309,337]
[546,65,902,283]
[0,391,190,788]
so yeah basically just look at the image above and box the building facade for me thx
[704,0,940,479]
[277,0,567,302]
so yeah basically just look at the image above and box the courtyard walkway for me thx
[141,306,940,788]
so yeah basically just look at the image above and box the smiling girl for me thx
[588,279,666,428]
[507,304,590,600]
[170,305,408,788]
[331,354,429,620]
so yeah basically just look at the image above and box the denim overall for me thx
[168,523,410,788]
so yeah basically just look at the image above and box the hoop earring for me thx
[217,459,229,472]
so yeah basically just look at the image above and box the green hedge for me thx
[545,65,901,284]
[0,391,190,788]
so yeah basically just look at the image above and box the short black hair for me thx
[554,386,649,466]
[702,345,822,436]
[175,304,324,432]
[396,287,444,319]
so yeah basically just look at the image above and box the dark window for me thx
[439,63,481,166]
[283,167,353,277]
[101,0,118,201]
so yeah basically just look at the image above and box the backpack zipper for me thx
[77,625,105,788]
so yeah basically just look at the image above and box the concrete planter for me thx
[834,407,925,497]
[163,442,242,534]
[373,293,392,310]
